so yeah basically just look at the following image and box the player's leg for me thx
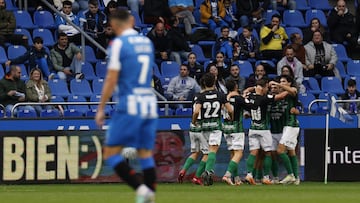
[223,132,244,185]
[271,133,282,183]
[283,126,300,185]
[245,130,260,185]
[222,133,235,185]
[202,130,222,186]
[179,131,201,183]
[259,130,274,185]
[192,155,207,185]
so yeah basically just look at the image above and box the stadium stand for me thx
[321,76,345,95]
[283,10,307,28]
[13,10,37,29]
[33,10,56,29]
[69,78,93,98]
[32,28,55,47]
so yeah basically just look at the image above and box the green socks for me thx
[195,161,206,177]
[246,154,256,173]
[226,160,238,177]
[289,155,299,178]
[272,158,279,177]
[182,157,195,171]
[263,155,272,176]
[279,153,293,174]
[205,152,216,171]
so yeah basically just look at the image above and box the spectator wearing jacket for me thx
[236,0,270,27]
[340,79,360,114]
[50,32,84,80]
[186,52,204,84]
[6,37,54,80]
[200,0,228,30]
[55,0,81,45]
[237,25,260,62]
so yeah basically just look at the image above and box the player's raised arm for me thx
[224,102,234,121]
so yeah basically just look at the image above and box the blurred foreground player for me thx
[95,8,158,203]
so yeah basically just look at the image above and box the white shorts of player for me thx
[248,129,273,152]
[205,130,223,146]
[224,132,245,151]
[271,133,283,151]
[279,126,300,150]
[189,131,210,154]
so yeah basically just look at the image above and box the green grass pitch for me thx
[1,182,360,203]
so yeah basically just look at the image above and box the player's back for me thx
[197,90,226,131]
[109,29,156,117]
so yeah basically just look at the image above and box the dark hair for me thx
[89,0,99,6]
[225,79,237,91]
[187,52,196,58]
[290,33,300,43]
[310,17,326,34]
[58,32,68,39]
[284,44,294,51]
[33,36,43,44]
[243,25,253,32]
[221,26,230,32]
[271,14,281,20]
[256,78,268,87]
[206,62,217,72]
[62,0,72,7]
[109,8,130,21]
[107,0,117,8]
[230,63,239,70]
[280,74,296,87]
[348,79,357,87]
[180,64,189,71]
[312,29,323,38]
[281,65,295,79]
[202,73,215,88]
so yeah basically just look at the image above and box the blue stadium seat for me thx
[160,61,179,77]
[234,60,253,78]
[283,10,307,28]
[195,0,202,8]
[17,109,37,118]
[83,46,98,63]
[346,60,360,76]
[158,107,174,116]
[81,62,97,80]
[95,61,107,78]
[285,27,304,39]
[85,109,97,117]
[305,9,327,27]
[237,27,259,41]
[50,95,64,102]
[295,0,311,11]
[14,28,33,46]
[302,77,322,94]
[175,107,192,116]
[264,10,280,25]
[152,63,161,77]
[0,46,8,64]
[89,94,112,114]
[332,44,351,63]
[7,45,27,61]
[321,77,345,95]
[298,92,318,113]
[67,95,89,115]
[189,44,209,63]
[92,77,104,95]
[317,92,337,113]
[336,61,347,79]
[33,10,56,29]
[193,10,206,26]
[5,0,17,10]
[0,65,5,79]
[308,0,332,10]
[40,109,60,118]
[48,79,71,97]
[33,28,55,47]
[70,79,93,97]
[13,10,37,29]
[63,109,83,117]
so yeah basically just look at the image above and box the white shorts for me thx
[189,131,209,154]
[224,132,245,150]
[271,133,283,151]
[248,129,273,152]
[279,126,300,150]
[205,130,223,146]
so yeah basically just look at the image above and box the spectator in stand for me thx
[143,0,172,24]
[27,0,55,11]
[207,62,227,94]
[271,0,296,11]
[328,0,357,55]
[0,0,28,47]
[225,64,245,93]
[223,0,238,29]
[285,33,306,67]
[5,37,55,80]
[237,25,260,62]
[277,46,303,87]
[168,0,196,36]
[26,68,54,116]
[213,51,230,79]
[55,0,81,45]
[245,64,268,88]
[232,41,241,61]
[166,64,201,108]
[236,0,270,27]
[147,21,173,67]
[200,0,228,30]
[104,0,118,20]
[79,0,108,58]
[260,14,288,62]
[54,0,88,14]
[214,26,236,61]
[304,30,339,78]
[186,52,204,84]
[340,79,360,114]
[50,32,84,80]
[302,18,329,44]
[0,65,35,116]
[167,16,192,65]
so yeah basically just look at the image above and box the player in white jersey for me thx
[95,9,157,203]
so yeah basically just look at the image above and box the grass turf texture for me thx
[1,182,360,203]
